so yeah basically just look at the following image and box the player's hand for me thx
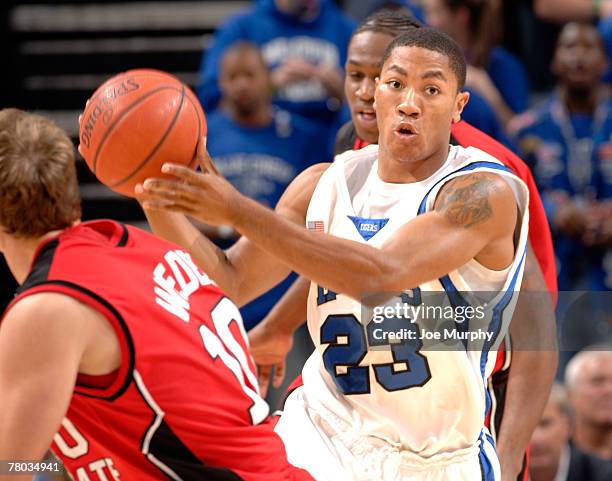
[248,322,293,398]
[583,201,612,247]
[271,58,316,87]
[135,137,245,226]
[554,200,586,238]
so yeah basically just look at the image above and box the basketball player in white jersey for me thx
[138,28,529,481]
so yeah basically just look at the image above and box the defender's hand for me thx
[248,322,293,398]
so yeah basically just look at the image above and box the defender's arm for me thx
[248,276,310,394]
[496,244,558,481]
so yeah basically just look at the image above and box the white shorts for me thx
[275,386,500,481]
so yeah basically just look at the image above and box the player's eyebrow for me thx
[347,59,379,69]
[421,69,447,82]
[386,64,408,76]
[347,59,366,66]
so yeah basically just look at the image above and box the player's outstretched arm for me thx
[0,293,119,480]
[227,162,330,306]
[248,276,310,395]
[140,206,247,300]
[139,142,330,306]
[141,168,519,300]
[496,244,557,481]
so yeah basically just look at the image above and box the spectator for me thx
[534,0,612,87]
[511,22,611,291]
[565,348,612,460]
[342,0,426,23]
[424,0,530,125]
[205,42,329,329]
[529,382,612,481]
[197,0,355,152]
[534,0,612,23]
[584,170,612,290]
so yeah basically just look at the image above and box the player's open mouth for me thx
[357,111,377,127]
[394,123,417,139]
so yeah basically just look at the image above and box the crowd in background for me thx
[529,349,611,481]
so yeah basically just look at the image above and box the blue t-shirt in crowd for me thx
[198,0,355,131]
[486,46,529,114]
[206,108,330,328]
[461,87,515,150]
[598,18,612,83]
[591,114,612,291]
[512,94,612,290]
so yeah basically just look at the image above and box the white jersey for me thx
[296,144,529,462]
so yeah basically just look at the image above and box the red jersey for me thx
[6,220,313,481]
[450,124,556,481]
[451,121,558,300]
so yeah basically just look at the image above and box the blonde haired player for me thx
[0,109,315,481]
[140,28,529,481]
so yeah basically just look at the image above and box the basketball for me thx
[78,69,205,197]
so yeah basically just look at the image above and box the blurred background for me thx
[0,0,563,234]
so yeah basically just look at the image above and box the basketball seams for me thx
[184,91,202,170]
[92,85,183,172]
[86,71,182,107]
[80,69,204,197]
[109,84,187,188]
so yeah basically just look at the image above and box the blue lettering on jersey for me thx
[348,216,389,241]
[366,315,431,391]
[317,285,337,305]
[399,288,422,306]
[321,314,370,394]
[320,291,431,395]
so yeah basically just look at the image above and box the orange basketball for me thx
[79,69,205,197]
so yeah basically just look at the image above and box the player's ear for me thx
[373,77,380,111]
[452,90,470,124]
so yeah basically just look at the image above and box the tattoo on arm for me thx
[435,173,498,228]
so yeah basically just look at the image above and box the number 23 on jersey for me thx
[318,287,432,395]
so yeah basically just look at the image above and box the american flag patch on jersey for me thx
[307,220,325,232]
